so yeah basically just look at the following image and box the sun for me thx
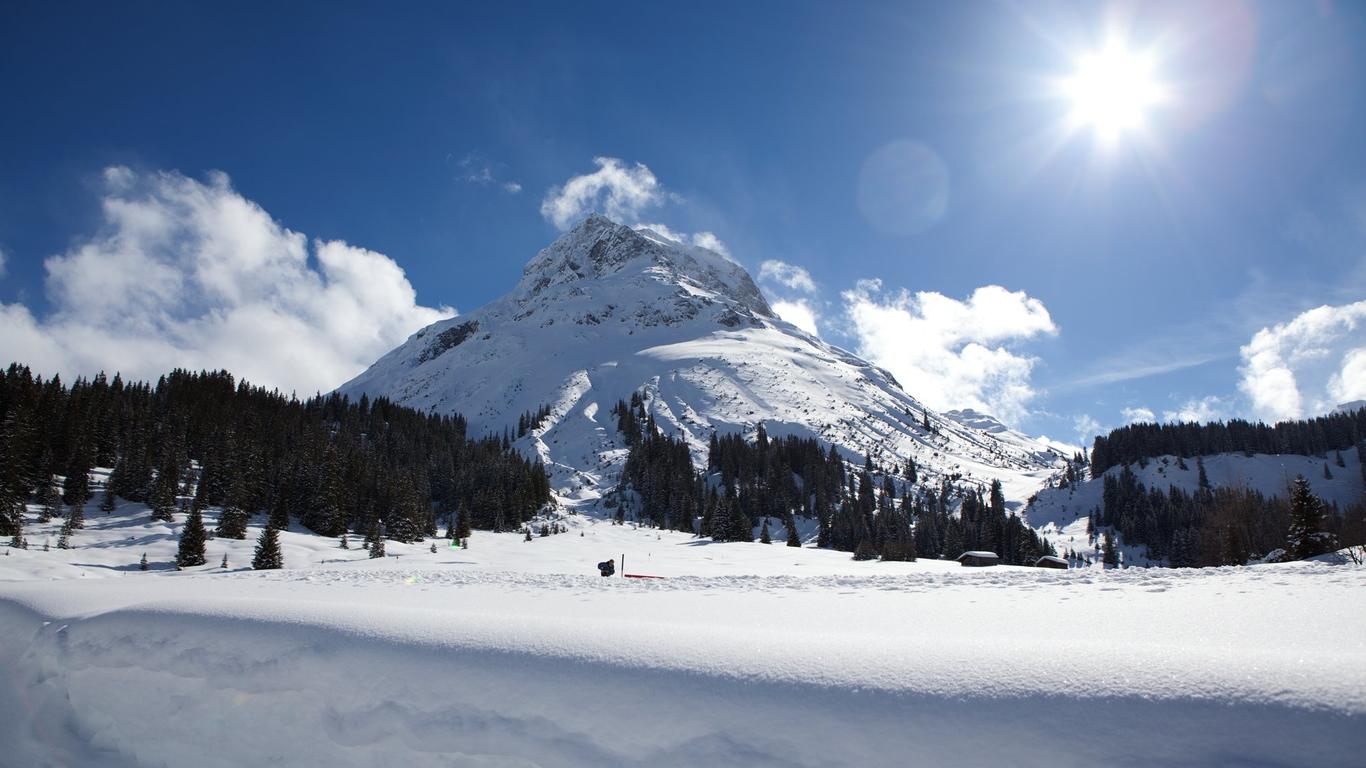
[1062,42,1166,146]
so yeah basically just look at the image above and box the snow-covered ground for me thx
[3,490,1365,766]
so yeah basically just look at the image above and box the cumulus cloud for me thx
[541,157,664,230]
[1238,300,1366,421]
[756,260,819,335]
[1121,406,1156,424]
[770,299,820,336]
[758,260,816,294]
[0,167,453,394]
[842,280,1057,425]
[1163,396,1226,424]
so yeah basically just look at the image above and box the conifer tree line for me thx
[516,404,553,438]
[614,398,1053,564]
[0,363,551,545]
[1090,406,1366,477]
[1091,464,1362,566]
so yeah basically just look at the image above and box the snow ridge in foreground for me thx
[2,559,1363,767]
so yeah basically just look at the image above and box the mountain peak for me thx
[517,214,772,317]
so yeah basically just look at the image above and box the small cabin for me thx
[1035,555,1069,570]
[957,551,1000,567]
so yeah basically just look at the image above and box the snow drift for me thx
[3,557,1364,767]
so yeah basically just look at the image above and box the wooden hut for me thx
[1035,555,1068,569]
[957,551,1000,567]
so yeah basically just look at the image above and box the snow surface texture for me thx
[4,495,1366,767]
[339,215,1068,509]
[1027,448,1366,565]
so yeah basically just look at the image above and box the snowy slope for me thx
[5,468,1365,766]
[340,215,1067,508]
[3,551,1363,766]
[1025,448,1366,564]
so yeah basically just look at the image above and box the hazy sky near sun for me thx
[1,1,1364,445]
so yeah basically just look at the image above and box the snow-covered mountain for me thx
[340,215,1067,507]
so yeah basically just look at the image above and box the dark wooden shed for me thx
[1035,555,1069,569]
[957,551,1000,567]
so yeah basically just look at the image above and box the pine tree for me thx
[216,489,250,539]
[1197,456,1210,490]
[269,494,290,531]
[1286,475,1336,560]
[36,475,60,523]
[785,516,801,547]
[139,552,148,570]
[366,519,386,558]
[57,517,73,549]
[1323,463,1333,481]
[99,487,117,513]
[251,520,283,570]
[760,517,772,544]
[1102,531,1118,566]
[61,445,94,509]
[852,539,877,561]
[176,506,208,568]
[339,532,349,549]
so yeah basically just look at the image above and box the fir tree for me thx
[99,487,116,513]
[176,506,208,568]
[786,517,801,547]
[852,539,877,561]
[61,445,94,508]
[216,504,249,539]
[366,519,386,558]
[269,494,290,532]
[1286,475,1336,560]
[139,552,148,571]
[66,503,84,531]
[1197,456,1210,490]
[221,553,229,568]
[1102,531,1118,566]
[57,517,73,549]
[339,532,349,549]
[36,475,60,523]
[760,517,772,544]
[251,520,283,570]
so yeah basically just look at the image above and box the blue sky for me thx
[2,0,1364,445]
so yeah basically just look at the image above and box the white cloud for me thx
[0,246,6,278]
[688,231,729,257]
[459,153,521,194]
[1121,406,1156,424]
[1162,396,1226,424]
[758,260,816,294]
[1238,300,1366,421]
[0,167,453,395]
[771,299,820,336]
[541,157,663,230]
[842,280,1057,425]
[1074,414,1105,446]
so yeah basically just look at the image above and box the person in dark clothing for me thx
[597,558,615,577]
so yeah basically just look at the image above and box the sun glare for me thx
[1063,43,1166,146]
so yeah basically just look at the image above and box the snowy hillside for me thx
[1026,448,1365,564]
[340,215,1066,508]
[5,468,1365,766]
